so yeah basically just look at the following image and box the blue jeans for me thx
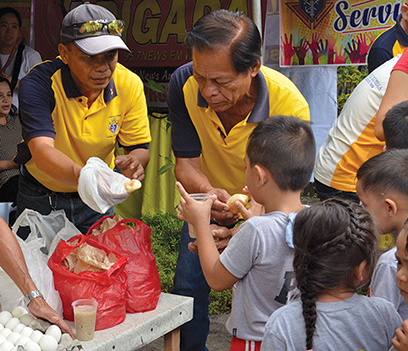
[17,173,114,236]
[172,221,210,351]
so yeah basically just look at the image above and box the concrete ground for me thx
[140,313,231,350]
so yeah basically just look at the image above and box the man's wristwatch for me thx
[24,290,44,306]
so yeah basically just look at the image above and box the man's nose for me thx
[201,82,219,97]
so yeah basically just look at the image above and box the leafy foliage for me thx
[142,212,232,314]
[337,65,368,115]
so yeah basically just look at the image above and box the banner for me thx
[33,0,266,109]
[280,0,402,66]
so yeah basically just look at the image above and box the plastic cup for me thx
[187,193,213,238]
[72,299,98,341]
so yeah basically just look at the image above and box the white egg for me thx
[0,341,15,351]
[0,328,12,338]
[39,335,57,351]
[12,324,25,334]
[18,315,34,328]
[19,327,33,338]
[6,332,21,345]
[24,341,41,351]
[15,335,30,347]
[0,324,3,331]
[44,326,60,343]
[0,334,6,344]
[0,312,12,326]
[11,307,27,319]
[29,330,43,344]
[4,319,19,331]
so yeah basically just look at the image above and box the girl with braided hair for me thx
[262,198,402,351]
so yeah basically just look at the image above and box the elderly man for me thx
[167,10,310,351]
[16,3,150,234]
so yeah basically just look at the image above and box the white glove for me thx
[78,157,130,214]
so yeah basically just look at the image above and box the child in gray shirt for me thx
[262,199,402,351]
[177,116,316,350]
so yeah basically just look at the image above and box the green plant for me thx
[337,65,368,115]
[157,155,175,176]
[142,212,232,314]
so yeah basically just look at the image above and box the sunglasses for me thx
[69,19,125,38]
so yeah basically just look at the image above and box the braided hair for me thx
[293,198,379,350]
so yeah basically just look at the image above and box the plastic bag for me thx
[0,209,80,313]
[78,157,131,213]
[87,216,161,313]
[48,235,128,330]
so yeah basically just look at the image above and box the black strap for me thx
[11,43,25,91]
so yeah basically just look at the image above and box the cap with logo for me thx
[60,2,130,56]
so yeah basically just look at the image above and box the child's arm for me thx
[177,182,239,291]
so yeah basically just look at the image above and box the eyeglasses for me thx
[70,19,124,38]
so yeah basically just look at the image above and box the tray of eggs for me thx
[0,306,75,351]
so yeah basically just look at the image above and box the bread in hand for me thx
[124,179,142,193]
[227,194,249,214]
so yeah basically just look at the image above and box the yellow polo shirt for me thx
[19,58,150,192]
[168,63,309,196]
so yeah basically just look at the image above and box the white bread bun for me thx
[124,179,142,193]
[227,194,249,214]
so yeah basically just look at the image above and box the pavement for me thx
[140,313,231,350]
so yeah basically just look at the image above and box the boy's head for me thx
[383,100,408,150]
[356,149,408,234]
[246,115,316,192]
[396,220,408,304]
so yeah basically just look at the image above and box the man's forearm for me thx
[28,137,82,186]
[0,217,37,295]
[174,158,213,194]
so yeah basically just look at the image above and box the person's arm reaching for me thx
[175,157,238,225]
[0,216,74,338]
[375,69,408,141]
[176,182,239,291]
[28,136,82,186]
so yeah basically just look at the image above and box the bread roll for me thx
[227,194,249,214]
[124,179,142,193]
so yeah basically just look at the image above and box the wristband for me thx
[24,290,44,306]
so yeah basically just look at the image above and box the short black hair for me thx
[246,116,316,191]
[184,9,261,73]
[383,100,408,149]
[0,7,22,28]
[357,149,408,197]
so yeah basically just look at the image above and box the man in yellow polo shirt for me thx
[167,10,309,351]
[16,3,150,234]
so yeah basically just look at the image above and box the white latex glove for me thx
[78,157,131,213]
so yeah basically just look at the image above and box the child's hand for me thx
[176,181,216,228]
[238,186,265,220]
[392,319,408,350]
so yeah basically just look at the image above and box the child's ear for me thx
[384,198,398,217]
[354,260,368,287]
[254,164,267,186]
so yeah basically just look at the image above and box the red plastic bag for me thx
[87,216,161,313]
[48,235,128,330]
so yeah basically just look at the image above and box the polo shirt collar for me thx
[395,14,408,47]
[61,63,118,103]
[196,69,269,122]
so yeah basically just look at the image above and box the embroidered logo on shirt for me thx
[109,119,118,134]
